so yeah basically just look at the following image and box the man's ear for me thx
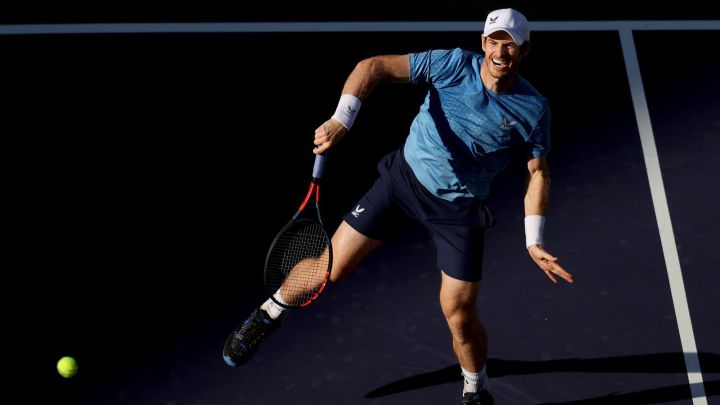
[481,35,487,53]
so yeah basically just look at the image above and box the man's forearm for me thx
[524,170,550,216]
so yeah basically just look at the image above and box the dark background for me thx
[2,0,720,23]
[4,2,720,404]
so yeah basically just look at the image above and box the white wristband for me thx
[331,94,362,130]
[525,215,546,248]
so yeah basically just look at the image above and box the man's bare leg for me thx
[439,271,489,397]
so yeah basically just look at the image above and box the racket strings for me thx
[266,222,330,306]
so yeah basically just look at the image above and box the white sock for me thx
[461,365,489,394]
[260,292,289,320]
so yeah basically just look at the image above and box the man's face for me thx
[481,30,526,80]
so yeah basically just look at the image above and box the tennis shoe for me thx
[223,308,281,367]
[462,390,494,405]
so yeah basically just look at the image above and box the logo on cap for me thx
[483,8,530,46]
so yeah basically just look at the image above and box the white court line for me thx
[619,29,707,404]
[1,18,715,402]
[0,20,719,35]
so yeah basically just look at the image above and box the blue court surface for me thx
[5,17,719,405]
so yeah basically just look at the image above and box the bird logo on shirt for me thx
[501,118,517,131]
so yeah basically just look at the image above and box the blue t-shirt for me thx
[404,48,550,201]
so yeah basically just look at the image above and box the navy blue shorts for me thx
[343,149,495,281]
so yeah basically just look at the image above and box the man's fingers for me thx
[313,127,330,153]
[549,264,574,284]
[314,130,327,144]
[554,269,574,283]
[313,143,328,154]
[544,270,558,284]
[541,258,574,284]
[539,252,558,262]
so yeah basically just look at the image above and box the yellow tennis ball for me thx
[57,356,78,378]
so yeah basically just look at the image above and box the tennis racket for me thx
[264,153,333,309]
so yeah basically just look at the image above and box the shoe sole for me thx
[223,354,238,367]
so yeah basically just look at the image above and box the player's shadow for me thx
[364,352,720,403]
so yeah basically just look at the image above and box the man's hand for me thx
[528,244,573,284]
[313,119,347,154]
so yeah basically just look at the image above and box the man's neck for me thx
[480,62,516,93]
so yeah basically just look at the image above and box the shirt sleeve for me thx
[408,48,466,88]
[528,106,551,158]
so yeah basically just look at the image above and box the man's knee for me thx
[442,298,478,331]
[439,271,482,334]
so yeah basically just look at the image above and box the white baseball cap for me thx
[483,8,530,46]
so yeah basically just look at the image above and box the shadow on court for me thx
[366,352,720,402]
[538,381,720,405]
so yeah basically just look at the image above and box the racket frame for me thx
[263,155,333,309]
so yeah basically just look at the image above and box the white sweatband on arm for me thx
[525,215,546,249]
[331,94,362,130]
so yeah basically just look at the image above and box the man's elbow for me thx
[527,157,550,177]
[356,55,408,82]
[526,169,551,190]
[355,57,376,71]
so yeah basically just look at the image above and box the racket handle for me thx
[312,152,327,180]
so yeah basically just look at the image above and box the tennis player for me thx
[224,8,573,405]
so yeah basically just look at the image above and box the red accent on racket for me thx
[264,153,332,309]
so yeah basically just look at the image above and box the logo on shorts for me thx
[501,117,517,131]
[351,205,365,218]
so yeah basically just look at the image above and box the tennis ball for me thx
[57,356,78,378]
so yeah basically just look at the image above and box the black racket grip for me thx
[312,152,327,180]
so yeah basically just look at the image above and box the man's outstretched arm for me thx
[524,156,574,284]
[338,55,410,100]
[313,55,410,154]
